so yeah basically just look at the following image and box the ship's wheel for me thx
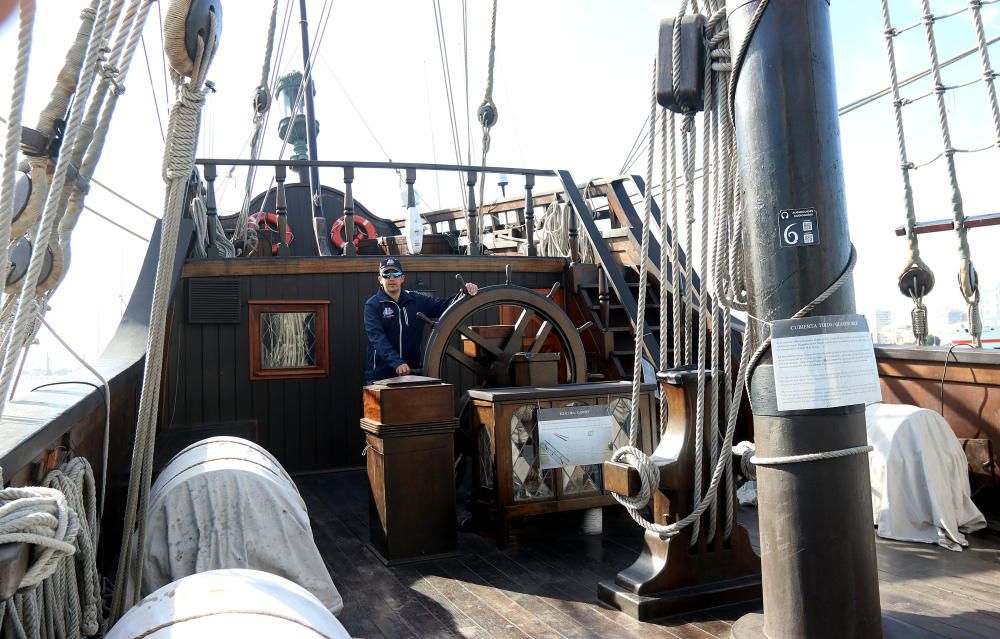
[421,277,588,390]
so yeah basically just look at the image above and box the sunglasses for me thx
[381,270,403,279]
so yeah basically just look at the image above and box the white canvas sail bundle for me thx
[109,569,350,638]
[141,437,344,616]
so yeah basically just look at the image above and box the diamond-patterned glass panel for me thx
[479,425,494,489]
[562,463,601,494]
[609,397,633,450]
[261,312,317,368]
[558,401,602,495]
[510,405,554,501]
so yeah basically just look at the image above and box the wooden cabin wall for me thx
[166,261,563,473]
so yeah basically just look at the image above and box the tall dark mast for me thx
[727,1,883,637]
[298,0,331,254]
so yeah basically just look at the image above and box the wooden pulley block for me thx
[5,237,53,294]
[896,259,935,298]
[164,0,223,78]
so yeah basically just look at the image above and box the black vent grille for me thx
[187,279,241,324]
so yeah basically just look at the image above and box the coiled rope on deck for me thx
[0,456,100,639]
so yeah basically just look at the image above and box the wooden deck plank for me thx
[414,560,533,639]
[460,554,602,639]
[437,559,566,639]
[297,470,1000,639]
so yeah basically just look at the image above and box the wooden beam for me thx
[603,461,641,497]
[182,255,567,278]
[894,212,1000,236]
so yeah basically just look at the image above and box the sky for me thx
[0,0,999,380]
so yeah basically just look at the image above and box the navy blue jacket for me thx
[364,288,459,382]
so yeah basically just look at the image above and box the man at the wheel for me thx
[363,258,479,382]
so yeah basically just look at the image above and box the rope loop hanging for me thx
[111,2,220,622]
[610,0,747,540]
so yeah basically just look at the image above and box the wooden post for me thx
[275,165,290,257]
[467,170,479,255]
[204,163,217,249]
[525,174,537,256]
[342,166,356,256]
[727,1,882,637]
[568,195,580,263]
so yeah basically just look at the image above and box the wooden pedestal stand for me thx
[599,367,761,620]
[362,376,459,565]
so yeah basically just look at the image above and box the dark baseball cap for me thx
[379,258,404,274]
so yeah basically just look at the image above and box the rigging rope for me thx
[0,0,113,420]
[474,0,499,248]
[612,0,745,540]
[110,5,219,621]
[880,0,934,346]
[233,0,280,252]
[919,0,982,347]
[50,0,155,293]
[0,0,36,310]
[431,0,467,210]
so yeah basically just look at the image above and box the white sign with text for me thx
[537,405,614,470]
[771,313,882,411]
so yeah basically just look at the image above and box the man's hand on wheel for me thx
[395,363,411,375]
[464,283,479,296]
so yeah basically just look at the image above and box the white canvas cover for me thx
[110,569,350,638]
[865,403,986,551]
[142,437,344,615]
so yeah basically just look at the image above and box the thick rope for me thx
[668,110,682,368]
[611,3,748,539]
[110,10,218,621]
[681,114,696,366]
[0,458,101,639]
[880,0,933,346]
[919,0,981,347]
[618,62,662,517]
[0,0,35,308]
[0,0,112,420]
[970,0,1000,149]
[235,0,280,250]
[658,108,670,426]
[700,41,718,543]
[48,0,153,295]
[32,0,100,142]
[751,444,873,466]
[0,488,78,589]
[475,0,500,242]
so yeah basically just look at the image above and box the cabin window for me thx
[248,301,330,380]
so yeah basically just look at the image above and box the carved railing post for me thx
[525,174,536,256]
[275,165,290,257]
[467,170,479,255]
[342,166,356,256]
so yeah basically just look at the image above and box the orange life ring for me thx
[247,212,294,256]
[330,214,376,249]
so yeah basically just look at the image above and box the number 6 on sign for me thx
[783,224,799,245]
[778,208,820,248]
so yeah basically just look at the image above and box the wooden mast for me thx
[727,1,883,637]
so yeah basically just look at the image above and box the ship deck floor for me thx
[297,471,1000,638]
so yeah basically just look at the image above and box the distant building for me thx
[946,308,966,325]
[875,310,893,343]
